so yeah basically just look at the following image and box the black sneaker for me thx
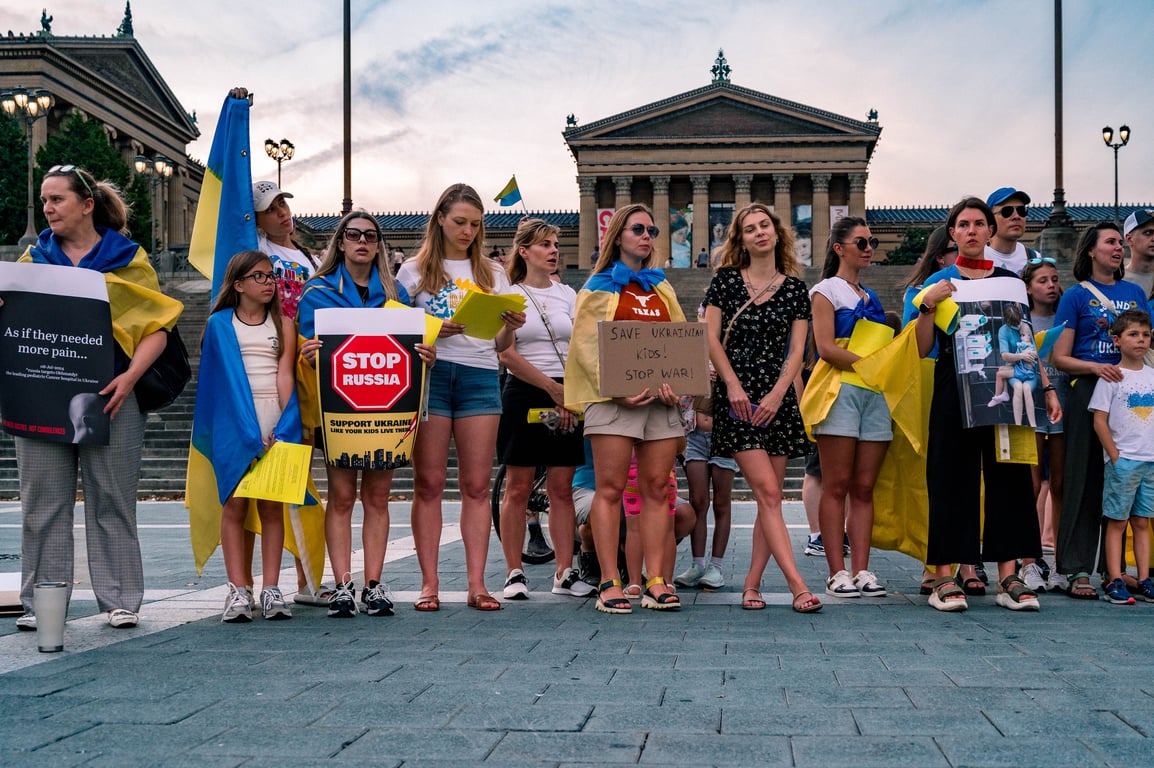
[525,522,551,558]
[360,581,395,617]
[578,551,600,587]
[327,582,358,618]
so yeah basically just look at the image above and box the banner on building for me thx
[830,205,849,227]
[596,208,615,255]
[792,204,813,266]
[314,307,429,470]
[670,206,693,268]
[0,262,114,445]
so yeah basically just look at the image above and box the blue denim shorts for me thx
[810,382,893,442]
[1102,456,1154,521]
[425,361,502,418]
[684,428,739,472]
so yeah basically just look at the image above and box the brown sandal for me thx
[792,590,823,613]
[741,588,766,610]
[467,593,501,611]
[413,595,440,612]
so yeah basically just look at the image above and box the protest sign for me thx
[597,320,710,397]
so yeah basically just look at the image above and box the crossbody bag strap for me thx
[516,284,567,371]
[1078,280,1119,320]
[722,275,780,348]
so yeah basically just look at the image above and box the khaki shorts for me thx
[583,400,684,443]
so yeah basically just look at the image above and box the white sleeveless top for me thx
[232,312,280,398]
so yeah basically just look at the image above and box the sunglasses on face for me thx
[240,271,276,284]
[1027,256,1056,266]
[841,237,879,251]
[47,164,94,197]
[627,223,660,238]
[997,205,1028,218]
[343,227,380,243]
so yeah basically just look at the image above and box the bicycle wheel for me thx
[490,463,555,564]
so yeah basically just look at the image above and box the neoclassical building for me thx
[562,52,882,268]
[0,6,201,249]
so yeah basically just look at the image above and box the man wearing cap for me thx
[986,187,1041,274]
[1123,209,1154,297]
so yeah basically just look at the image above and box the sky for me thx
[2,0,1152,216]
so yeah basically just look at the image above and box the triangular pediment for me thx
[565,81,879,144]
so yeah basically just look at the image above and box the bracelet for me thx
[1043,385,1055,393]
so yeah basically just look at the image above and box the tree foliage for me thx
[0,118,30,245]
[886,227,930,266]
[34,112,153,249]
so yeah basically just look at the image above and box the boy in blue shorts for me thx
[1089,309,1154,604]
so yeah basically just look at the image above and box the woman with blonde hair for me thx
[496,218,591,599]
[703,202,822,613]
[396,184,524,611]
[565,203,686,614]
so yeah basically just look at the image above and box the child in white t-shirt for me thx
[1089,309,1154,604]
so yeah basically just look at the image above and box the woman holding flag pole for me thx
[397,183,525,612]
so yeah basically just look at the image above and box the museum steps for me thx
[0,270,804,500]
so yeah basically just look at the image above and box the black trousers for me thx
[1055,377,1105,576]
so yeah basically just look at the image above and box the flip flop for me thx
[467,593,501,611]
[741,588,766,610]
[792,590,823,614]
[413,595,440,612]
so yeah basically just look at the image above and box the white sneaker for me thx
[825,569,860,598]
[853,569,886,597]
[260,586,293,620]
[1020,562,1047,593]
[552,568,596,597]
[673,563,705,588]
[107,609,138,628]
[221,582,252,623]
[503,569,529,600]
[698,564,725,591]
[16,613,36,631]
[1047,572,1069,593]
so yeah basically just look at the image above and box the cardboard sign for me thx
[597,321,710,397]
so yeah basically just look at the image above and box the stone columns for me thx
[577,175,598,269]
[650,175,671,267]
[773,174,793,219]
[848,172,867,220]
[811,173,832,260]
[613,175,633,210]
[733,174,753,211]
[691,174,711,259]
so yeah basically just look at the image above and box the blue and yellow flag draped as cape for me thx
[564,262,684,411]
[188,93,258,300]
[23,227,183,355]
[186,311,325,587]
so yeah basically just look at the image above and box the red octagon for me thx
[330,335,412,411]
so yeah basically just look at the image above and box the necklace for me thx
[743,269,781,293]
[838,275,862,292]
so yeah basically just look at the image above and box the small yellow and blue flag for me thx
[494,175,522,207]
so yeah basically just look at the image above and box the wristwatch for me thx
[918,302,934,315]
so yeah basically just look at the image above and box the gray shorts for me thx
[573,485,594,526]
[811,382,893,442]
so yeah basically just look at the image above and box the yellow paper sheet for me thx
[842,319,895,390]
[450,291,527,340]
[385,299,442,344]
[233,441,313,504]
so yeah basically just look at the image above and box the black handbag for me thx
[134,326,191,412]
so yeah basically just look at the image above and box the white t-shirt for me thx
[1123,270,1154,299]
[232,312,280,397]
[1088,365,1154,462]
[396,257,511,370]
[985,241,1029,275]
[510,282,576,378]
[258,234,318,321]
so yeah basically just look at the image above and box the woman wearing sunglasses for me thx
[297,210,433,618]
[803,217,890,599]
[11,164,182,631]
[396,184,524,612]
[1051,222,1149,600]
[704,202,822,613]
[565,203,686,614]
[915,197,1060,612]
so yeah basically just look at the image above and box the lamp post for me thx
[133,154,173,252]
[1102,124,1130,224]
[1,86,55,247]
[264,138,294,187]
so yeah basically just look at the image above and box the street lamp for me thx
[134,153,173,252]
[1102,124,1130,224]
[1,86,55,247]
[264,137,294,187]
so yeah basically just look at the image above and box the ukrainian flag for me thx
[186,311,326,590]
[494,175,522,207]
[188,93,258,300]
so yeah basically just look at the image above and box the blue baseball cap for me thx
[986,187,1031,208]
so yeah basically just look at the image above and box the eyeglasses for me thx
[240,271,276,284]
[47,164,94,197]
[1026,256,1056,267]
[627,223,660,238]
[997,205,1028,218]
[841,237,879,251]
[343,228,380,243]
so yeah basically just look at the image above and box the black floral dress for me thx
[705,268,810,459]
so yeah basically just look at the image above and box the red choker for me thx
[956,255,993,271]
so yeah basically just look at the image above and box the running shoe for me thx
[327,582,358,617]
[260,586,293,620]
[221,582,252,623]
[361,581,395,616]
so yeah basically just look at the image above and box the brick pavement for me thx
[1,500,1152,767]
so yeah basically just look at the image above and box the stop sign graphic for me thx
[330,335,412,411]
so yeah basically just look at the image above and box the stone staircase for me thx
[0,270,805,501]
